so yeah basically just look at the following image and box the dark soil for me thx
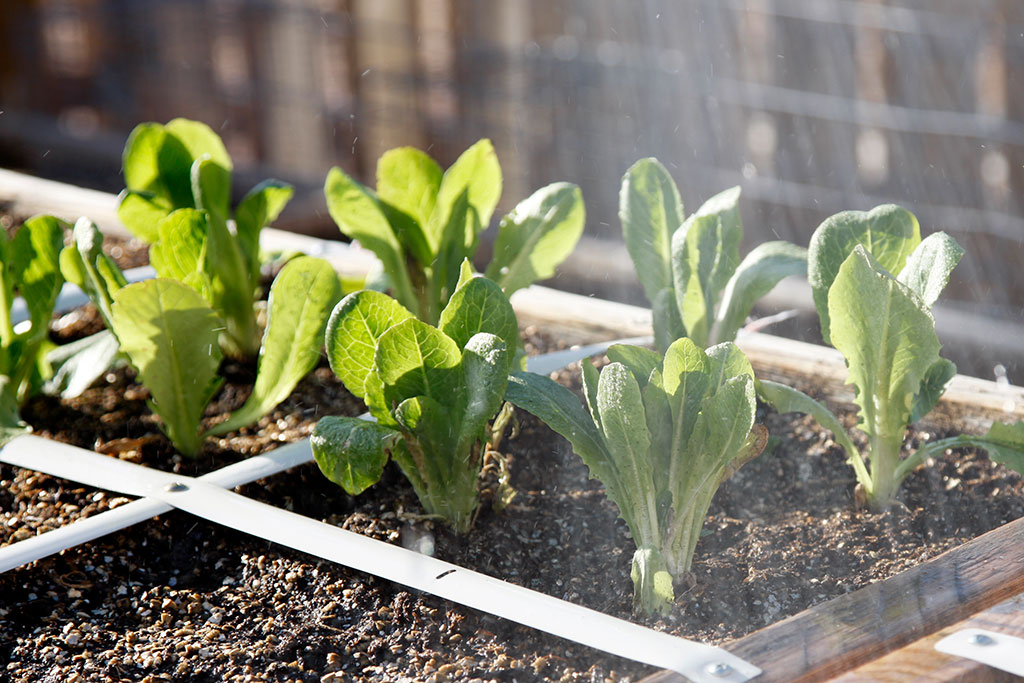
[1,231,1023,681]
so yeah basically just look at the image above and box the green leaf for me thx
[454,258,475,292]
[755,379,861,463]
[897,232,964,308]
[438,275,519,363]
[235,180,294,273]
[12,215,66,334]
[208,257,342,436]
[312,416,396,495]
[433,139,502,249]
[165,118,233,172]
[324,289,413,399]
[505,371,609,483]
[713,241,808,344]
[377,147,442,261]
[979,421,1024,474]
[641,369,673,476]
[651,287,684,354]
[691,376,756,475]
[581,358,602,430]
[484,182,585,296]
[116,190,174,243]
[0,376,28,446]
[150,208,209,286]
[110,279,224,457]
[910,358,956,423]
[456,333,509,457]
[829,246,940,444]
[374,318,463,410]
[597,362,656,546]
[191,157,232,229]
[631,547,675,616]
[671,186,743,347]
[324,166,417,311]
[606,344,662,389]
[808,205,920,344]
[661,337,710,441]
[619,158,683,303]
[44,329,121,398]
[59,217,128,328]
[203,201,258,358]
[121,122,195,211]
[705,341,754,393]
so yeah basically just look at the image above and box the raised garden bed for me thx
[3,173,1024,681]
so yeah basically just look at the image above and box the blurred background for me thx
[1,0,1022,379]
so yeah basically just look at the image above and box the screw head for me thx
[164,482,189,493]
[968,632,996,646]
[705,662,733,678]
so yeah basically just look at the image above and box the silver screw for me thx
[968,633,996,646]
[705,662,733,678]
[164,482,189,493]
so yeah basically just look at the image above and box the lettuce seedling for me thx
[311,265,519,533]
[108,256,340,457]
[505,339,768,615]
[325,140,584,325]
[620,158,807,351]
[0,215,65,440]
[118,118,294,358]
[758,205,1024,510]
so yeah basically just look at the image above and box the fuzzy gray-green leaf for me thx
[829,246,940,449]
[897,231,964,308]
[619,158,683,303]
[808,204,920,344]
[671,186,742,347]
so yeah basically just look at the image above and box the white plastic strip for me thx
[0,340,643,572]
[934,628,1024,676]
[0,437,317,573]
[0,434,758,682]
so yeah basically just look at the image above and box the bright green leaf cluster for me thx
[311,266,519,533]
[760,205,1024,509]
[620,158,806,350]
[506,339,767,614]
[118,118,294,358]
[0,215,66,441]
[324,140,585,325]
[105,255,340,458]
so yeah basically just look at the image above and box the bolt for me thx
[705,661,733,678]
[968,632,996,646]
[164,482,189,493]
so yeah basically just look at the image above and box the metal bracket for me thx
[935,628,1024,677]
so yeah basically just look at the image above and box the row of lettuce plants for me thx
[3,118,1024,617]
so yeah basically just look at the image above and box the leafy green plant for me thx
[0,215,66,439]
[758,204,1024,510]
[311,264,519,533]
[620,158,807,351]
[108,256,340,457]
[505,339,768,614]
[118,118,294,358]
[324,140,584,325]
